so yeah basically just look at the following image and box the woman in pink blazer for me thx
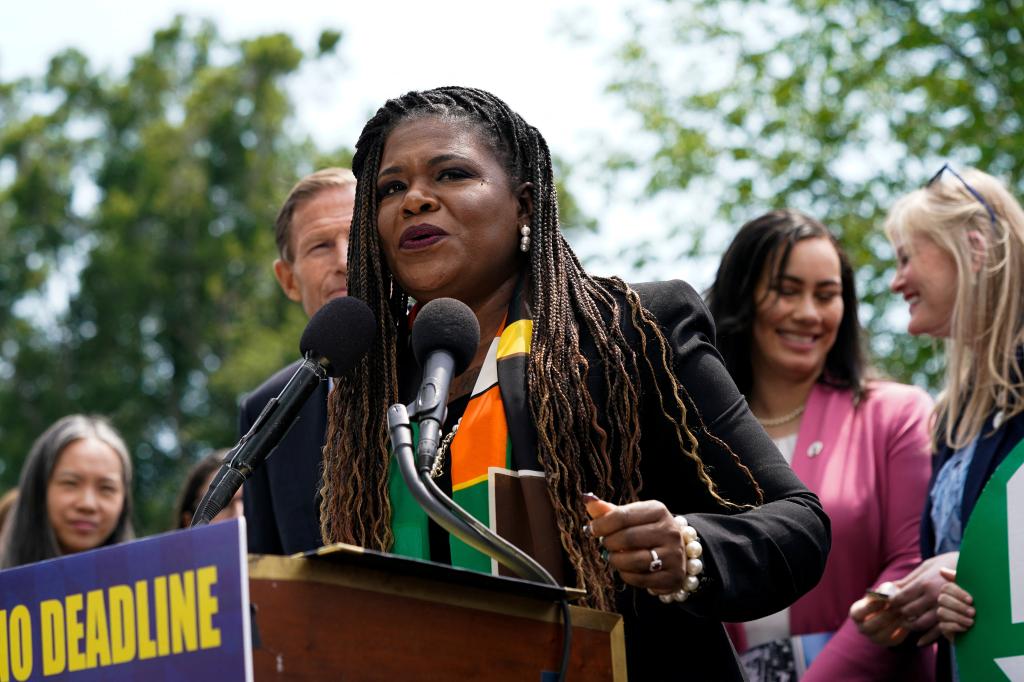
[707,209,935,680]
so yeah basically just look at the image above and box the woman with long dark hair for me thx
[316,87,830,679]
[707,210,934,680]
[0,414,133,568]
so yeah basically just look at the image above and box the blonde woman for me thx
[851,165,1024,681]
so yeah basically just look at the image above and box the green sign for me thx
[957,436,1024,681]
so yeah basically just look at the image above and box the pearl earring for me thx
[519,224,531,252]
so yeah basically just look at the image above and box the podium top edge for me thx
[251,543,585,603]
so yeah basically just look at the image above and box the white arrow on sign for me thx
[996,655,1024,681]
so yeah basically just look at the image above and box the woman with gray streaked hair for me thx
[0,414,134,568]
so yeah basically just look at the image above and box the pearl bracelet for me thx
[657,515,704,604]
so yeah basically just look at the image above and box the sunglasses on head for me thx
[927,163,998,228]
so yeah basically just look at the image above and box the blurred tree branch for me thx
[598,0,1024,389]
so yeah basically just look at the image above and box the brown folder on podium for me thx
[248,542,626,680]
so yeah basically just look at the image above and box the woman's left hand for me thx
[586,498,693,594]
[936,567,976,641]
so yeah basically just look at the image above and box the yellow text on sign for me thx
[38,565,220,676]
[0,605,33,682]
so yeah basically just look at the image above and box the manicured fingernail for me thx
[600,549,610,562]
[583,524,592,537]
[583,492,600,503]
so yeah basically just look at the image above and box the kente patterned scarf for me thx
[387,297,566,583]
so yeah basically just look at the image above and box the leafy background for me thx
[1,2,1020,533]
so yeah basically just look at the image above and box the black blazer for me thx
[240,360,328,555]
[392,280,829,680]
[591,280,830,680]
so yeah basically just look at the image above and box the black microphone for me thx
[410,298,479,473]
[191,297,376,527]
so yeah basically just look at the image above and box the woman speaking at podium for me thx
[317,86,830,679]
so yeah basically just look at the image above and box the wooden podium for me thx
[248,543,626,680]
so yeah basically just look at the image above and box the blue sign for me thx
[0,519,251,681]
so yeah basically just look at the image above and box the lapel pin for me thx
[806,441,823,458]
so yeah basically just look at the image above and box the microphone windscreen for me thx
[411,298,480,376]
[300,297,376,377]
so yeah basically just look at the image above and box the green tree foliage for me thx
[602,0,1024,388]
[0,17,344,532]
[0,17,594,535]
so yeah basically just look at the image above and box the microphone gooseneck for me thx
[388,403,558,587]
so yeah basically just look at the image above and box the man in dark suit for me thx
[240,168,355,554]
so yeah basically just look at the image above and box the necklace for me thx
[430,417,462,479]
[755,403,806,428]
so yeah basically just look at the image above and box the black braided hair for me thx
[320,87,762,611]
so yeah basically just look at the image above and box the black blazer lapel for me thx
[497,348,539,471]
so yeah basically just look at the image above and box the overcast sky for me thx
[1,1,619,150]
[1,0,705,282]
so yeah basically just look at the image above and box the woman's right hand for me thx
[584,494,695,596]
[851,552,961,647]
[888,551,959,645]
[850,593,910,647]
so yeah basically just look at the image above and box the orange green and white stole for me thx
[388,300,566,583]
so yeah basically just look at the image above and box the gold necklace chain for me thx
[430,418,462,479]
[755,403,807,428]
